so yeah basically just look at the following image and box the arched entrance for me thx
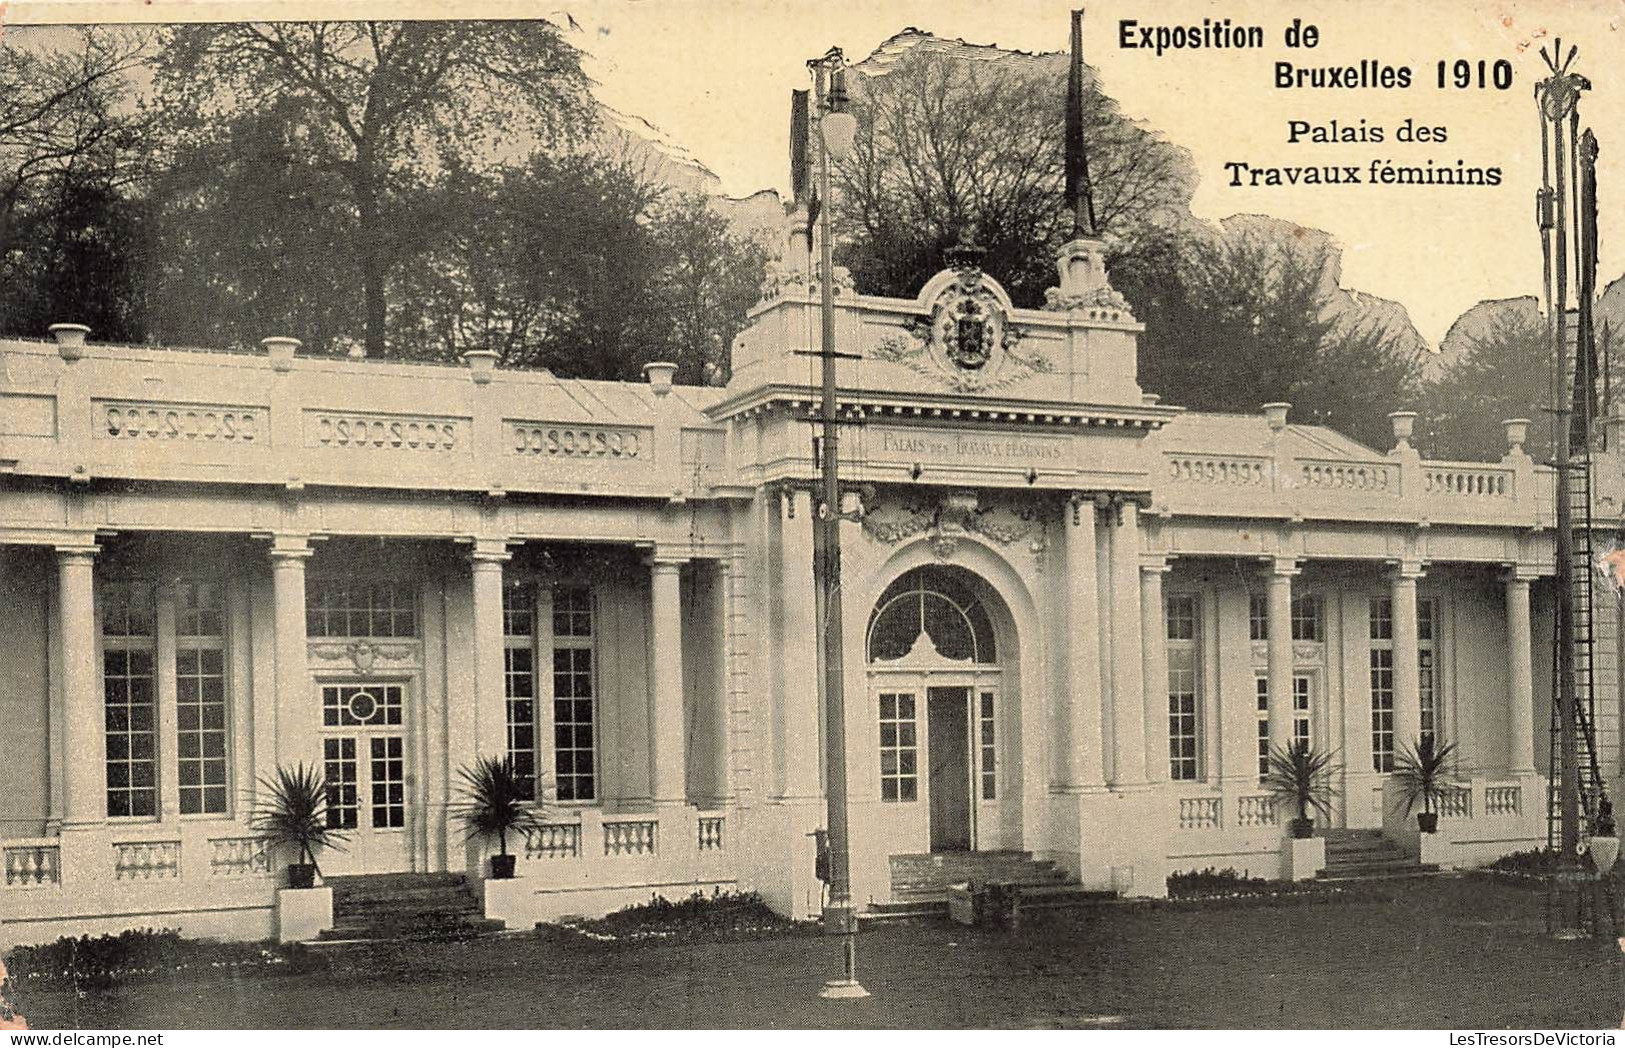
[867,565,1010,852]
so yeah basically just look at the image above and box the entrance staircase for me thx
[872,850,1112,920]
[1316,829,1438,881]
[317,872,506,943]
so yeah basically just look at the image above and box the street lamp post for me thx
[807,46,866,1001]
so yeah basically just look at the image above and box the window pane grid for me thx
[504,583,537,800]
[879,692,918,802]
[978,692,996,801]
[1249,593,1268,642]
[305,580,417,638]
[1418,599,1438,749]
[1166,595,1200,781]
[369,736,405,828]
[176,581,228,815]
[324,737,358,829]
[1255,676,1270,778]
[552,585,595,802]
[1292,675,1312,748]
[104,647,157,817]
[1291,594,1322,642]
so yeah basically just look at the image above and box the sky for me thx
[10,0,1625,346]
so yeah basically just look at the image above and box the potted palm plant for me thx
[453,756,543,879]
[1262,740,1338,839]
[250,763,347,888]
[1392,736,1457,833]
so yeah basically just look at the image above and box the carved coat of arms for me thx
[872,265,1052,393]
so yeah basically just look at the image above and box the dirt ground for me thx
[10,876,1621,1029]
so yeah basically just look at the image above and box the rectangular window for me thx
[1418,599,1438,749]
[102,583,157,818]
[1291,594,1322,642]
[1255,676,1270,777]
[1249,593,1268,642]
[305,579,417,638]
[176,581,228,815]
[551,585,596,802]
[879,692,918,802]
[978,692,996,801]
[370,736,405,829]
[323,737,358,829]
[1370,598,1395,772]
[1166,594,1200,781]
[1292,674,1312,748]
[503,583,538,800]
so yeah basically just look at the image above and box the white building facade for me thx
[0,233,1604,945]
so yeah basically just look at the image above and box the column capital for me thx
[646,554,688,573]
[1267,555,1300,578]
[1387,559,1426,582]
[1501,563,1541,584]
[1139,553,1172,575]
[268,533,314,561]
[468,537,513,565]
[54,542,100,561]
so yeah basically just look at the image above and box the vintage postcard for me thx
[0,0,1622,1034]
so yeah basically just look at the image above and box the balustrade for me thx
[698,816,725,852]
[1437,786,1473,820]
[1178,797,1221,831]
[603,820,658,857]
[114,840,181,880]
[1298,460,1397,494]
[1165,454,1272,488]
[525,823,582,860]
[3,842,61,888]
[1484,784,1522,817]
[208,837,270,877]
[1236,795,1278,828]
[1424,466,1512,498]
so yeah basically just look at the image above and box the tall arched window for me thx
[866,567,997,664]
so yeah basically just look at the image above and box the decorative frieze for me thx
[862,487,1051,548]
[1166,454,1271,487]
[1298,460,1396,493]
[304,410,466,451]
[508,420,651,461]
[97,400,264,443]
[308,639,417,675]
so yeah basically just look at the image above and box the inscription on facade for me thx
[508,421,649,460]
[304,410,466,451]
[876,427,1066,465]
[98,400,263,443]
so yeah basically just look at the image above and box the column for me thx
[1267,558,1298,753]
[1505,571,1537,773]
[58,543,103,827]
[154,584,181,820]
[269,535,313,770]
[1140,556,1171,783]
[1391,564,1424,753]
[1108,501,1146,786]
[469,539,510,760]
[778,489,821,798]
[1065,495,1104,787]
[648,556,688,804]
[712,560,735,805]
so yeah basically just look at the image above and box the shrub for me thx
[563,888,793,941]
[1486,848,1558,874]
[7,928,184,993]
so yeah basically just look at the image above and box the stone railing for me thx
[698,815,725,852]
[114,839,182,880]
[1437,786,1474,820]
[3,840,62,889]
[1236,795,1278,828]
[603,819,658,857]
[1297,459,1399,494]
[1484,784,1522,817]
[1424,464,1514,499]
[207,836,269,877]
[1164,454,1273,489]
[1177,797,1222,831]
[525,823,582,860]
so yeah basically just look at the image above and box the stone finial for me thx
[1388,410,1418,451]
[1262,402,1291,432]
[644,361,677,396]
[261,336,301,373]
[463,349,499,385]
[1502,418,1531,456]
[49,323,91,362]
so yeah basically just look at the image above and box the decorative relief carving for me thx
[1042,283,1136,321]
[509,421,649,460]
[871,267,1052,393]
[97,399,264,443]
[308,639,416,674]
[861,488,1051,552]
[758,258,854,301]
[304,410,465,451]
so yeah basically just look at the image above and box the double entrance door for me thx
[318,681,412,874]
[876,673,1001,853]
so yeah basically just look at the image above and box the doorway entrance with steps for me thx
[319,873,505,943]
[318,681,413,875]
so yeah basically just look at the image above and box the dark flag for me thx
[1065,8,1098,236]
[789,88,818,227]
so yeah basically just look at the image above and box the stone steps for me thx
[319,872,503,943]
[1317,830,1437,881]
[888,850,1084,903]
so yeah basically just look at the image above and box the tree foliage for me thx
[833,44,1192,307]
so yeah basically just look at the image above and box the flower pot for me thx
[287,862,317,890]
[1289,817,1314,840]
[1417,812,1439,834]
[1592,836,1620,874]
[490,853,517,880]
[49,323,91,361]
